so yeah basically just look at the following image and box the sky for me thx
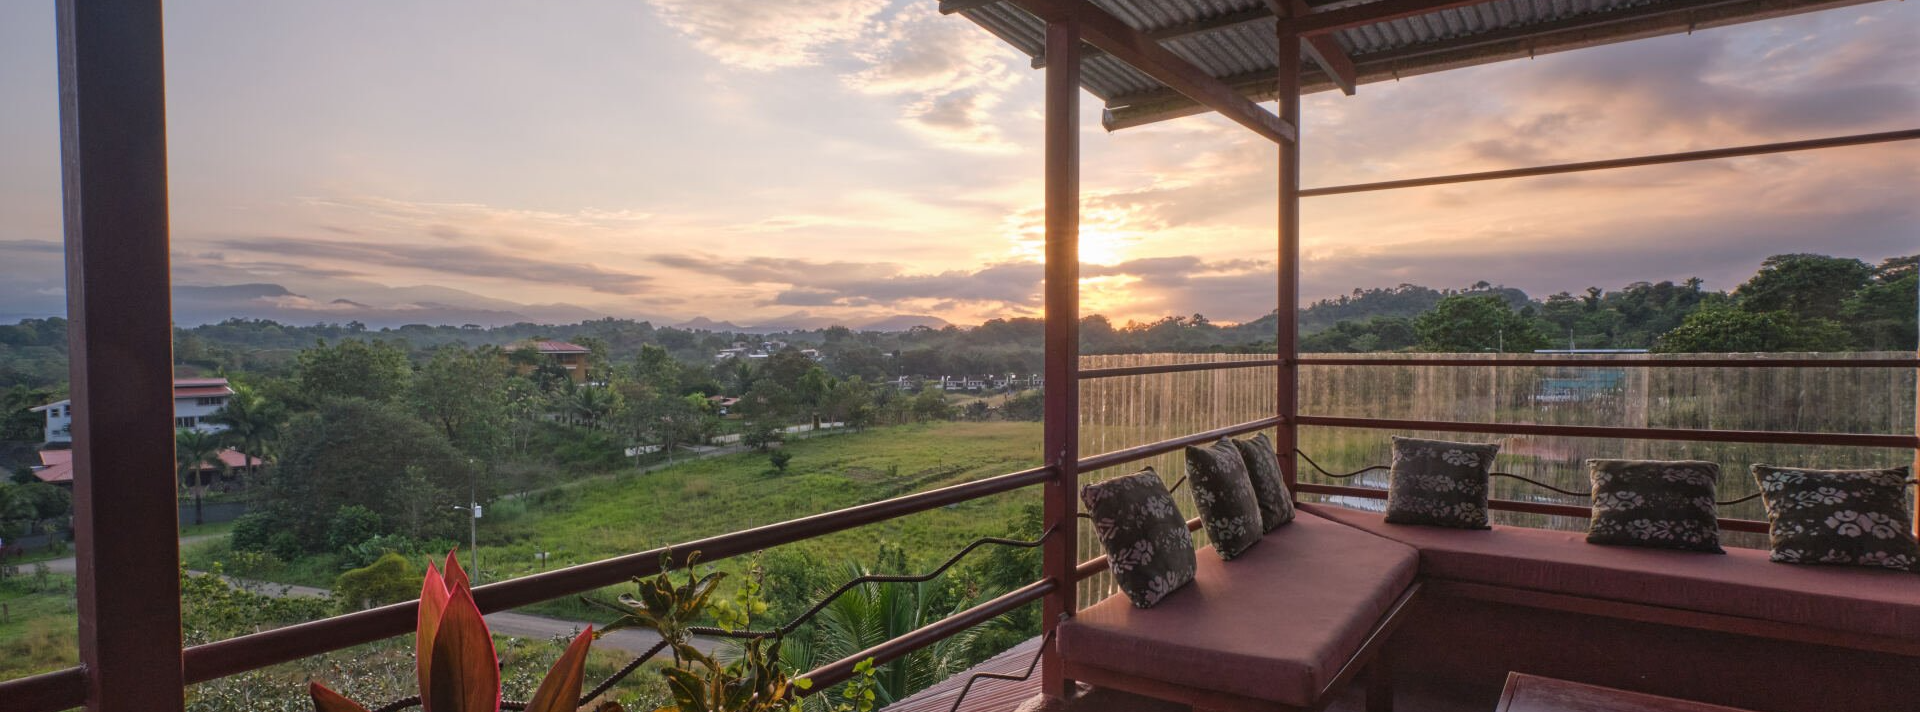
[0,0,1914,328]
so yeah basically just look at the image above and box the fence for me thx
[1076,351,1917,602]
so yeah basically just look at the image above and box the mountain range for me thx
[167,282,950,333]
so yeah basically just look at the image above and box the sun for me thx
[1076,227,1130,266]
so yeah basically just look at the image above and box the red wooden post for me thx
[56,1,186,709]
[1276,17,1303,493]
[1040,14,1082,706]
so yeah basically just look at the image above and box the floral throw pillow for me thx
[1081,468,1197,608]
[1185,438,1264,560]
[1752,465,1918,573]
[1385,436,1499,529]
[1233,433,1296,531]
[1587,459,1725,554]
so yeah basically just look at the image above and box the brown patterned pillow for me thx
[1752,465,1917,573]
[1385,436,1499,529]
[1184,438,1263,560]
[1233,433,1295,531]
[1081,468,1197,608]
[1587,459,1724,554]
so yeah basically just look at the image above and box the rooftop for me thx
[947,0,1877,129]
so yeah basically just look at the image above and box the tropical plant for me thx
[805,561,976,706]
[309,551,596,712]
[175,428,229,526]
[588,554,813,712]
[206,380,285,480]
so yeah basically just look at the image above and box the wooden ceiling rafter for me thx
[1007,0,1300,143]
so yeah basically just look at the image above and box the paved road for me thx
[39,535,718,655]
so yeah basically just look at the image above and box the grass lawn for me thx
[186,421,1045,622]
[487,420,1042,618]
[0,573,78,680]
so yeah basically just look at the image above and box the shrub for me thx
[326,504,384,554]
[229,512,276,553]
[769,450,793,473]
[332,552,418,611]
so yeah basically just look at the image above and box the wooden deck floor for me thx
[887,637,1491,712]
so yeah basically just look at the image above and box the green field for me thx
[0,573,78,679]
[186,421,1045,620]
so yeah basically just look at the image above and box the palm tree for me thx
[205,381,283,481]
[802,562,978,706]
[175,428,228,526]
[566,386,617,430]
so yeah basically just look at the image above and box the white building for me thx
[31,377,236,443]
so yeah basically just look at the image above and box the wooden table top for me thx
[1496,673,1758,712]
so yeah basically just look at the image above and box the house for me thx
[511,340,594,384]
[30,377,236,443]
[30,447,255,487]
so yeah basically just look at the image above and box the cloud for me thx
[644,0,889,70]
[209,236,656,295]
[843,8,1025,149]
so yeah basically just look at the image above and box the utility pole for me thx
[453,474,480,582]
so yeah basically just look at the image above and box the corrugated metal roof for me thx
[948,0,1881,128]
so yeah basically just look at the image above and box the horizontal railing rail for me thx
[64,464,1050,706]
[1296,128,1920,196]
[1293,482,1772,534]
[5,464,1059,711]
[1076,415,1286,472]
[1293,415,1920,449]
[3,667,83,712]
[1293,356,1920,368]
[1079,358,1282,379]
[798,579,1057,691]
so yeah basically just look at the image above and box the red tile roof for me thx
[531,340,590,353]
[173,377,234,399]
[34,449,73,484]
[32,447,260,484]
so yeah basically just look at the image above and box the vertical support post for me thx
[56,1,185,710]
[1040,15,1082,706]
[1275,18,1303,493]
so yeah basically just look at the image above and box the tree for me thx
[1733,254,1872,321]
[1653,305,1851,353]
[205,381,284,481]
[1841,255,1918,350]
[909,389,953,422]
[411,346,509,455]
[769,450,793,473]
[295,339,412,404]
[175,428,229,526]
[1412,295,1549,353]
[253,398,477,551]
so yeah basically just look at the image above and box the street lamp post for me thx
[452,499,481,581]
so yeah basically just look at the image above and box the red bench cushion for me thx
[1301,502,1920,642]
[1059,512,1418,708]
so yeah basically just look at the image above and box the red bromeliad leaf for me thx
[524,626,594,712]
[417,560,452,708]
[309,682,373,712]
[443,549,471,592]
[427,582,500,712]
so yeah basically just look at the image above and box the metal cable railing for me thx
[365,531,1055,711]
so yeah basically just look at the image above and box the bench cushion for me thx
[1301,502,1920,642]
[1059,511,1419,708]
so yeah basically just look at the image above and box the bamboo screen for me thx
[1075,351,1916,607]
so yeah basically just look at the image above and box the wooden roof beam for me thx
[937,0,1002,14]
[1010,0,1298,143]
[1275,0,1358,95]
